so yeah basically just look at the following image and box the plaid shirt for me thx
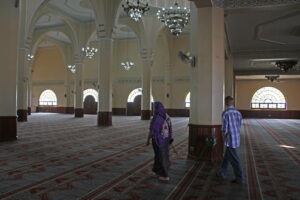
[222,106,242,148]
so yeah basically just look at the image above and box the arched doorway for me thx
[83,89,98,114]
[127,88,154,116]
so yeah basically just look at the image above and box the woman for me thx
[146,102,173,181]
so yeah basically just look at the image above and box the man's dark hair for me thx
[225,96,234,106]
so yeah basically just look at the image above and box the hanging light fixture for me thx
[27,54,34,61]
[121,62,134,71]
[67,65,76,74]
[122,0,150,22]
[121,28,135,71]
[157,2,190,37]
[82,47,98,59]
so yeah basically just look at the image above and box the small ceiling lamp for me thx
[265,75,280,83]
[122,0,150,22]
[275,60,298,72]
[27,54,34,62]
[157,2,190,37]
[82,47,98,59]
[67,65,76,74]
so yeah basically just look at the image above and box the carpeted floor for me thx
[0,114,299,200]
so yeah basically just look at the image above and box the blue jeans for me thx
[219,147,245,183]
[152,139,170,178]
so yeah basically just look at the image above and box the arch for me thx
[39,89,57,106]
[251,87,286,109]
[185,92,191,108]
[127,88,154,103]
[83,89,98,102]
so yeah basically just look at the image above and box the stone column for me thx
[27,64,32,115]
[17,48,30,121]
[0,0,19,141]
[225,58,234,97]
[74,63,84,117]
[164,64,172,110]
[97,38,113,126]
[141,59,153,120]
[65,70,73,114]
[189,4,225,162]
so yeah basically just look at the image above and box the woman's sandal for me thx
[158,176,170,181]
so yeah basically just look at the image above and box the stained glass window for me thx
[127,88,154,102]
[185,92,190,108]
[83,89,98,102]
[251,87,286,109]
[39,89,57,106]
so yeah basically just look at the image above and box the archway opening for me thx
[83,89,98,114]
[185,92,190,108]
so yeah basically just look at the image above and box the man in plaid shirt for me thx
[217,96,245,184]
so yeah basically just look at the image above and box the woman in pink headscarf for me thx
[146,102,173,181]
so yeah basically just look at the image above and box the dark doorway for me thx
[127,95,141,116]
[84,95,97,114]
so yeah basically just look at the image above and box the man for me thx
[217,96,245,184]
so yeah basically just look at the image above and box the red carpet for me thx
[0,114,299,199]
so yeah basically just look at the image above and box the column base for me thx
[28,107,31,115]
[98,112,112,126]
[75,108,84,118]
[0,116,17,141]
[141,110,151,120]
[17,109,28,122]
[188,124,223,162]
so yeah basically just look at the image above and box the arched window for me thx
[185,92,190,108]
[251,87,286,109]
[39,89,57,106]
[127,88,154,102]
[83,89,98,102]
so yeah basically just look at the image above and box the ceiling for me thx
[33,0,300,75]
[236,75,300,80]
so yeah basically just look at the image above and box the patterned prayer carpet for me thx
[0,114,299,200]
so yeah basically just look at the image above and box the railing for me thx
[251,102,286,109]
[39,101,57,106]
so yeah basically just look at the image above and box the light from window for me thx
[251,87,286,109]
[127,88,154,102]
[83,89,98,102]
[185,92,190,108]
[39,89,57,106]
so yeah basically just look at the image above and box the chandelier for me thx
[82,47,98,59]
[157,3,190,36]
[275,60,298,72]
[27,54,34,61]
[67,65,76,74]
[121,61,134,71]
[122,0,150,22]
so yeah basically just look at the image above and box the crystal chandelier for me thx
[67,65,76,74]
[82,47,98,59]
[157,3,190,36]
[121,61,134,71]
[122,0,150,22]
[27,54,34,61]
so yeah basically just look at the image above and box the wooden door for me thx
[84,95,97,114]
[127,95,141,116]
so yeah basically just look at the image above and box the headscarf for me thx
[150,102,171,146]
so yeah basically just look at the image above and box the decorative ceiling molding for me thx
[254,11,300,45]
